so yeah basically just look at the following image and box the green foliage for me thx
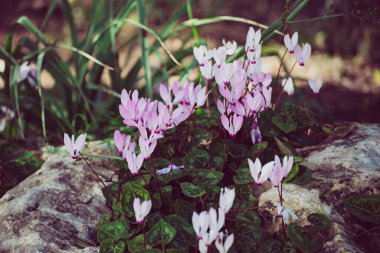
[146,219,176,247]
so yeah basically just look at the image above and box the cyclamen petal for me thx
[282,78,295,96]
[133,198,152,224]
[284,32,298,53]
[308,77,323,94]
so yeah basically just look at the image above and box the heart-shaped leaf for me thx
[146,219,176,247]
[180,182,206,198]
[272,114,297,133]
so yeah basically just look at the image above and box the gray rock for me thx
[259,123,380,253]
[0,148,116,253]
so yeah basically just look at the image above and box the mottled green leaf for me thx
[146,219,176,247]
[180,182,206,198]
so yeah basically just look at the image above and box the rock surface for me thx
[0,144,116,253]
[259,123,380,253]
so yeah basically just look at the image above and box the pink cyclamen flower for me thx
[215,232,234,253]
[295,43,311,66]
[248,158,274,185]
[245,27,261,52]
[114,130,126,155]
[308,77,323,94]
[133,198,152,224]
[64,133,86,159]
[200,60,214,80]
[219,188,235,214]
[125,148,144,175]
[284,32,298,53]
[221,113,243,137]
[250,126,262,144]
[269,155,294,187]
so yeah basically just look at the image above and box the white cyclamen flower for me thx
[275,203,298,224]
[282,77,295,96]
[248,158,274,185]
[156,163,184,175]
[193,45,210,66]
[284,32,298,53]
[133,198,152,224]
[308,77,323,94]
[64,133,87,159]
[219,187,235,214]
[215,232,234,253]
[0,106,15,132]
[192,211,210,240]
[295,43,311,66]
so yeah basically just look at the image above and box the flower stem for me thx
[274,61,297,109]
[79,152,107,188]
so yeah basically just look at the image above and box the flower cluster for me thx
[193,28,273,144]
[114,81,208,175]
[192,188,235,253]
[194,29,325,143]
[248,155,294,187]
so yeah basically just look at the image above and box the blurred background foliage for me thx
[0,0,380,195]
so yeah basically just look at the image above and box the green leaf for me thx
[209,141,227,158]
[236,211,261,230]
[121,183,151,217]
[304,213,332,233]
[146,219,176,247]
[233,167,253,185]
[165,214,197,249]
[288,165,312,185]
[97,221,129,242]
[258,110,280,137]
[127,234,145,253]
[272,114,297,133]
[274,137,296,156]
[192,169,224,186]
[100,239,126,253]
[249,141,268,156]
[175,199,195,220]
[287,224,322,253]
[209,156,225,170]
[180,182,206,198]
[343,194,380,224]
[184,149,209,170]
[283,163,299,183]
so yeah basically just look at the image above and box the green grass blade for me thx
[41,0,59,31]
[9,65,24,139]
[36,49,49,142]
[138,0,153,97]
[183,16,284,36]
[56,45,114,70]
[186,0,199,43]
[16,16,49,44]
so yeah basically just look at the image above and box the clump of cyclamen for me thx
[193,28,272,144]
[114,80,208,175]
[194,29,323,143]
